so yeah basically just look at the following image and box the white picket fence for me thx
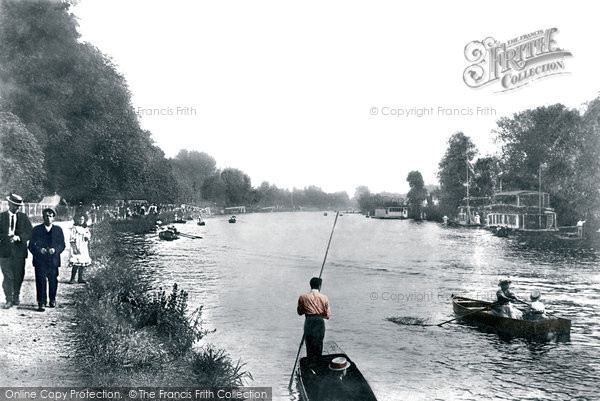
[0,200,63,217]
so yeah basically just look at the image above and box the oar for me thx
[288,211,340,389]
[177,232,203,239]
[434,304,494,326]
[513,298,532,307]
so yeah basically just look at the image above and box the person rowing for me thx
[491,279,523,319]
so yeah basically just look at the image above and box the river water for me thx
[139,212,599,400]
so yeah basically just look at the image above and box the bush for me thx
[192,345,253,387]
[136,284,210,356]
[89,220,118,263]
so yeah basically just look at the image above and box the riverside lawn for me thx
[71,215,251,386]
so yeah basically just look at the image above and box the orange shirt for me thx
[297,290,331,319]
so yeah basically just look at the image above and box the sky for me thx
[72,0,599,196]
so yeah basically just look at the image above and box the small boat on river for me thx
[493,226,510,237]
[452,296,571,340]
[296,342,377,401]
[228,216,237,223]
[158,228,179,241]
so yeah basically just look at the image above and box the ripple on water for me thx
[122,213,600,400]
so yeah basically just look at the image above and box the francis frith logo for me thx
[463,28,572,92]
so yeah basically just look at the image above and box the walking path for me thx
[0,221,85,386]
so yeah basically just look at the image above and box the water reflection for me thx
[125,213,599,400]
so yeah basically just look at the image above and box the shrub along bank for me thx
[72,216,251,386]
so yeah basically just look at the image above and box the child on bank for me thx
[68,214,91,284]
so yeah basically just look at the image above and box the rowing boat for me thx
[296,342,377,401]
[452,296,571,340]
[158,229,179,241]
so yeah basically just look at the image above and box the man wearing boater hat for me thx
[297,277,331,363]
[0,193,33,308]
[317,357,366,400]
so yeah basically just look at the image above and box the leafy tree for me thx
[353,186,369,201]
[303,186,328,207]
[220,168,251,206]
[0,110,45,200]
[495,104,581,190]
[437,132,477,217]
[0,0,173,203]
[246,188,263,206]
[406,170,427,218]
[256,181,273,207]
[579,99,600,228]
[171,150,217,204]
[201,173,227,205]
[471,156,501,198]
[256,181,294,208]
[329,191,351,209]
[139,146,180,203]
[494,104,588,224]
[352,185,369,211]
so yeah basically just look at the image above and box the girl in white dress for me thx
[68,214,91,284]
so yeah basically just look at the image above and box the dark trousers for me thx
[304,315,325,362]
[35,265,58,304]
[0,255,26,302]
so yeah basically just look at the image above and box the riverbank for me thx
[74,216,251,386]
[0,216,251,388]
[0,222,83,386]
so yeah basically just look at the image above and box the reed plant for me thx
[72,219,250,386]
[191,345,253,387]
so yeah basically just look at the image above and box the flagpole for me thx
[466,157,470,223]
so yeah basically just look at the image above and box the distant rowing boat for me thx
[452,296,570,340]
[492,226,510,237]
[296,342,377,401]
[158,229,179,241]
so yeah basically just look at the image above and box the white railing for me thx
[0,201,63,216]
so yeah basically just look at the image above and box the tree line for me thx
[172,150,350,209]
[0,1,350,211]
[1,1,597,223]
[436,101,600,228]
[355,102,600,228]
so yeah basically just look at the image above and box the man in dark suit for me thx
[0,193,33,309]
[28,208,65,312]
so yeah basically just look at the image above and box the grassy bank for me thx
[72,217,251,386]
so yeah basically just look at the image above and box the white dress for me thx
[69,225,92,266]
